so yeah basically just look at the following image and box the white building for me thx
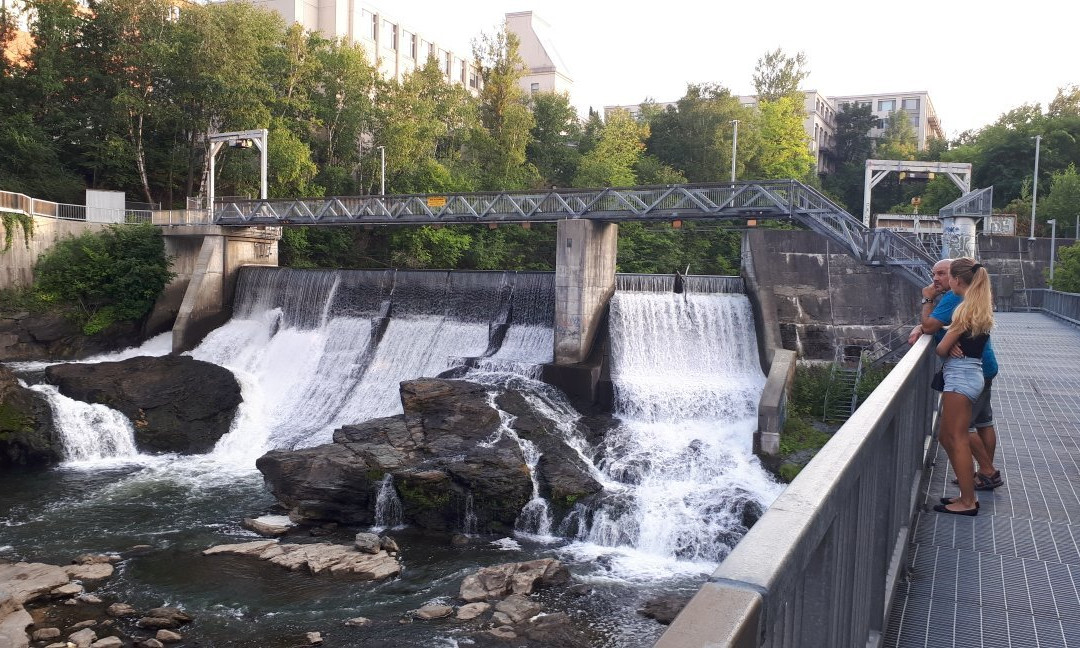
[249,0,481,93]
[506,11,573,97]
[828,91,944,151]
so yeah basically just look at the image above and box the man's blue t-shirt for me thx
[930,290,998,379]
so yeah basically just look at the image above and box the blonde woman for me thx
[933,257,994,516]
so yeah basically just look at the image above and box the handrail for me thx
[1017,288,1080,326]
[0,189,153,224]
[657,336,937,647]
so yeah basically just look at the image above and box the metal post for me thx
[1029,134,1041,240]
[377,146,386,196]
[1049,219,1057,287]
[730,120,739,183]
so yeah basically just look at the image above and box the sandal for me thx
[939,497,980,508]
[933,503,978,516]
[974,471,1004,491]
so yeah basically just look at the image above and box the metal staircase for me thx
[823,347,864,423]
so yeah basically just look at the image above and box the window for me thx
[530,82,540,94]
[874,118,885,129]
[902,98,920,111]
[382,20,396,49]
[445,51,452,75]
[403,31,416,58]
[470,74,479,89]
[429,43,435,60]
[857,101,871,109]
[878,99,896,112]
[362,10,376,39]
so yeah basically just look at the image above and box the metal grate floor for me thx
[885,313,1080,648]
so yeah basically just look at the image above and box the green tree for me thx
[752,48,809,102]
[877,109,918,160]
[469,27,537,190]
[573,109,647,187]
[822,103,876,212]
[526,92,581,187]
[749,96,813,180]
[1040,163,1080,237]
[311,39,378,194]
[1050,241,1080,292]
[33,224,174,334]
[644,84,747,182]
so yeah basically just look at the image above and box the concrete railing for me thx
[1017,288,1080,326]
[657,336,937,648]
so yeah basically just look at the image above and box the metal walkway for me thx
[885,313,1080,648]
[213,180,936,288]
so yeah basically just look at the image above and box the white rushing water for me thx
[30,384,141,465]
[566,290,782,571]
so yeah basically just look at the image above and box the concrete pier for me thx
[553,219,618,365]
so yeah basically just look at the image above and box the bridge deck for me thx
[885,313,1080,648]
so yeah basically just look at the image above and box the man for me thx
[908,259,1003,490]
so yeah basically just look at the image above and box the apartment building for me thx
[737,91,838,174]
[506,11,572,97]
[828,91,944,150]
[251,0,481,93]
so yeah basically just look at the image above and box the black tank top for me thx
[958,332,989,358]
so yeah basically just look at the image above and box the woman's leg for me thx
[941,392,977,510]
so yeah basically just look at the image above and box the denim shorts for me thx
[971,378,994,429]
[943,356,984,402]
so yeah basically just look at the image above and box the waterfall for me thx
[477,272,555,376]
[371,474,404,532]
[462,494,479,536]
[31,384,141,465]
[576,289,781,564]
[481,394,553,540]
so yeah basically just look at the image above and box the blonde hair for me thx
[950,257,994,336]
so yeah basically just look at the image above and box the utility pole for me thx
[377,146,385,196]
[730,120,739,183]
[1029,134,1041,240]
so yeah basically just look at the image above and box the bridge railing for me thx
[1016,288,1080,326]
[0,189,154,224]
[657,336,937,648]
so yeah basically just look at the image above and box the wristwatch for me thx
[920,297,935,304]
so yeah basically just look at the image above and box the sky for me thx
[370,0,1077,139]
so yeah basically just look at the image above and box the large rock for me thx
[257,379,601,532]
[45,355,242,453]
[203,540,401,580]
[0,366,60,468]
[0,311,143,363]
[458,559,569,602]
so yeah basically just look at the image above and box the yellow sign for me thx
[427,196,447,208]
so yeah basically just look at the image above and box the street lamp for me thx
[1048,218,1057,287]
[376,145,386,196]
[730,119,739,183]
[1029,134,1041,240]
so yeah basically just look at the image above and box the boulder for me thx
[455,602,490,620]
[306,631,323,645]
[45,355,242,454]
[242,516,293,537]
[91,637,123,648]
[203,540,401,581]
[0,562,70,605]
[638,594,691,625]
[343,617,371,627]
[138,640,165,648]
[458,559,569,602]
[494,390,604,510]
[0,366,60,468]
[50,583,84,597]
[64,563,114,582]
[155,629,182,643]
[493,595,541,624]
[258,379,599,532]
[0,311,143,363]
[353,532,381,554]
[32,627,62,641]
[68,627,97,648]
[415,604,453,620]
[519,612,590,648]
[107,603,136,617]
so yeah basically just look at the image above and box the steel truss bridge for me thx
[217,180,941,288]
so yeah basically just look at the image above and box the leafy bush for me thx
[33,224,174,334]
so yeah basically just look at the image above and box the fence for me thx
[657,335,937,648]
[0,189,155,224]
[1016,288,1080,326]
